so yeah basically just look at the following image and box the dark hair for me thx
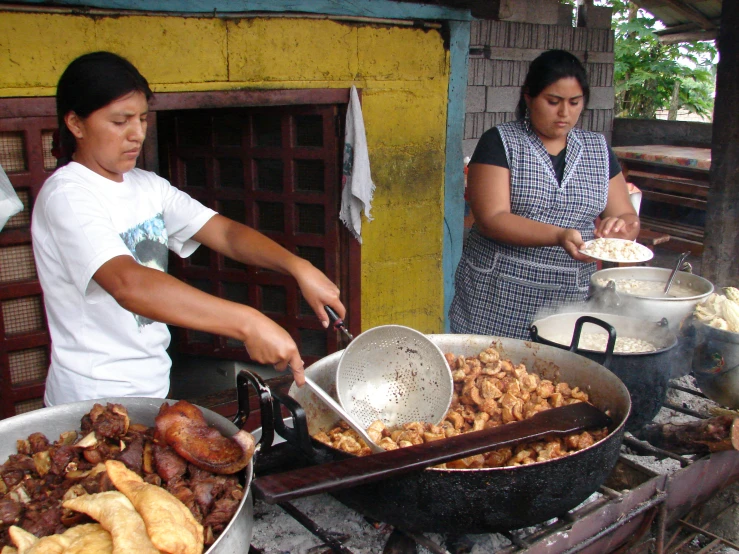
[516,50,589,120]
[56,51,153,165]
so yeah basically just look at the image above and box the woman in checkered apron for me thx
[450,50,639,340]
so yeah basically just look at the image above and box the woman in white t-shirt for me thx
[32,51,346,406]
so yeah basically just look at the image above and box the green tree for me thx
[606,0,716,119]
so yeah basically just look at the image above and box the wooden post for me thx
[702,2,739,288]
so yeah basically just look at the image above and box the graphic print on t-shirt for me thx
[119,213,169,328]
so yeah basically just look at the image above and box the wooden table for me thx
[638,227,671,250]
[613,145,711,172]
[613,145,711,255]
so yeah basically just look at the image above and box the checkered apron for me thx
[449,120,611,339]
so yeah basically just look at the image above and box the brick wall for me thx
[464,18,615,158]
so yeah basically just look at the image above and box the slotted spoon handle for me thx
[252,402,612,503]
[303,376,384,454]
[324,305,354,342]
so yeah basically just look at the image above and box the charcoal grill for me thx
[246,377,739,554]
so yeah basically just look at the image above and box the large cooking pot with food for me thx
[530,313,679,433]
[589,266,713,330]
[280,334,630,533]
[0,396,257,553]
[589,266,712,378]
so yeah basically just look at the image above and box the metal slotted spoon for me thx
[304,319,454,454]
[303,376,386,453]
[336,325,454,429]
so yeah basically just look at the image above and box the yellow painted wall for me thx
[0,12,449,332]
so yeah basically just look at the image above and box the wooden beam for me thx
[659,0,717,30]
[702,1,739,288]
[655,22,699,34]
[390,0,503,19]
[654,20,720,36]
[458,0,504,19]
[658,29,719,44]
[149,89,349,111]
[0,98,56,118]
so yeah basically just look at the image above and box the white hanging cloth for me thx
[0,163,23,231]
[340,85,375,244]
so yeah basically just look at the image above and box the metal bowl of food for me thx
[0,397,255,553]
[589,266,714,330]
[280,334,631,533]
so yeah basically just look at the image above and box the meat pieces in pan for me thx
[315,347,608,468]
[0,401,245,550]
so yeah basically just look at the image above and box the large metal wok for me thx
[0,395,259,554]
[279,334,631,533]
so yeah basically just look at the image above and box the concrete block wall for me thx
[0,11,451,333]
[612,118,712,148]
[464,19,615,158]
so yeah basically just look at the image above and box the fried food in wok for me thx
[105,460,203,554]
[62,491,158,554]
[315,347,609,468]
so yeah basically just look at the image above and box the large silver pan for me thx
[0,397,254,554]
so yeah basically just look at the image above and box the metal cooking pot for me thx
[281,334,631,533]
[692,319,739,409]
[589,266,713,330]
[0,396,258,554]
[530,313,679,433]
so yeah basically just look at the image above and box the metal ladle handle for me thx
[303,376,385,454]
[664,251,691,294]
[324,305,354,342]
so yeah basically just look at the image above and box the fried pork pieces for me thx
[314,348,608,468]
[0,403,243,550]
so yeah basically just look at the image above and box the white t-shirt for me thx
[31,162,217,406]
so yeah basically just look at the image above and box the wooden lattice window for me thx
[158,102,353,367]
[0,111,56,419]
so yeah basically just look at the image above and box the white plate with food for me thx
[579,237,654,263]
